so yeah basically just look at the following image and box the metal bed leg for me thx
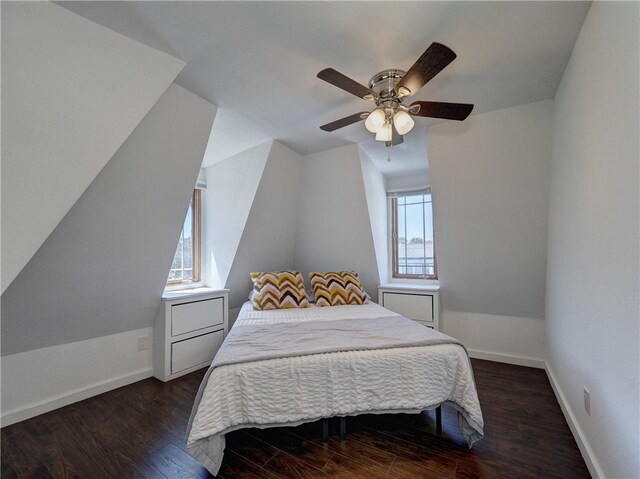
[322,418,329,443]
[339,417,346,440]
[435,406,442,436]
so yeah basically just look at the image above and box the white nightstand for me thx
[378,284,440,331]
[153,288,229,382]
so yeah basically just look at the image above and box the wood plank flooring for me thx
[1,359,590,478]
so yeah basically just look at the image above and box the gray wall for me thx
[1,84,216,355]
[202,142,271,288]
[1,2,183,293]
[427,100,553,319]
[294,144,380,299]
[206,141,383,323]
[358,147,389,284]
[545,3,639,477]
[225,141,302,315]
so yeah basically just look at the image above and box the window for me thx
[167,189,201,285]
[391,191,437,279]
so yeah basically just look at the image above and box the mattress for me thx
[186,301,484,475]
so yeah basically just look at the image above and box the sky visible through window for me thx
[396,194,435,277]
[397,195,434,243]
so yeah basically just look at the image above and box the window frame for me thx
[166,189,202,286]
[391,194,438,280]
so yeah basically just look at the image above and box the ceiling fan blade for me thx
[396,42,457,96]
[320,112,369,132]
[318,68,376,100]
[410,101,474,121]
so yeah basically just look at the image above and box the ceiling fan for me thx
[317,42,473,147]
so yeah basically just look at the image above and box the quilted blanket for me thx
[186,307,484,475]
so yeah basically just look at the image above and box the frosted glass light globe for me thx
[375,123,392,141]
[393,110,415,135]
[365,108,386,133]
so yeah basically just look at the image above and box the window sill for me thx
[386,277,439,287]
[379,282,440,292]
[161,286,228,302]
[163,281,205,293]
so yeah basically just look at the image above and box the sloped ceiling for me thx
[57,1,590,168]
[359,147,389,284]
[1,85,217,355]
[201,109,272,168]
[1,2,184,292]
[201,141,272,288]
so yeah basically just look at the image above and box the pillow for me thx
[250,270,310,310]
[303,287,368,303]
[250,287,312,303]
[309,271,368,307]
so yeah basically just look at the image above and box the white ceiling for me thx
[201,108,272,168]
[58,1,590,175]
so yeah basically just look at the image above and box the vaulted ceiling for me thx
[58,1,591,171]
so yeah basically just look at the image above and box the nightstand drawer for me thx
[382,292,434,322]
[171,330,224,374]
[171,297,223,337]
[155,289,229,382]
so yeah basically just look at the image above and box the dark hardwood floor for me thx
[1,359,590,478]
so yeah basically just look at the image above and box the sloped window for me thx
[391,191,437,279]
[167,190,201,285]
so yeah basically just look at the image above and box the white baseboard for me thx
[545,363,603,479]
[467,348,546,369]
[1,327,154,427]
[442,311,546,365]
[1,368,152,427]
[467,351,603,477]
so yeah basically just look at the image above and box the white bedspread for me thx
[236,300,398,324]
[186,302,484,475]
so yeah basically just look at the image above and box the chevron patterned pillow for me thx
[250,270,310,310]
[309,271,368,307]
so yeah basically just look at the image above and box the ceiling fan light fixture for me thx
[397,86,412,98]
[393,110,415,135]
[317,42,475,141]
[365,108,386,133]
[375,122,393,142]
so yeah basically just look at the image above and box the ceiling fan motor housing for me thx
[369,69,406,105]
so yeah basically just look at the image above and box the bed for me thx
[186,300,484,476]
